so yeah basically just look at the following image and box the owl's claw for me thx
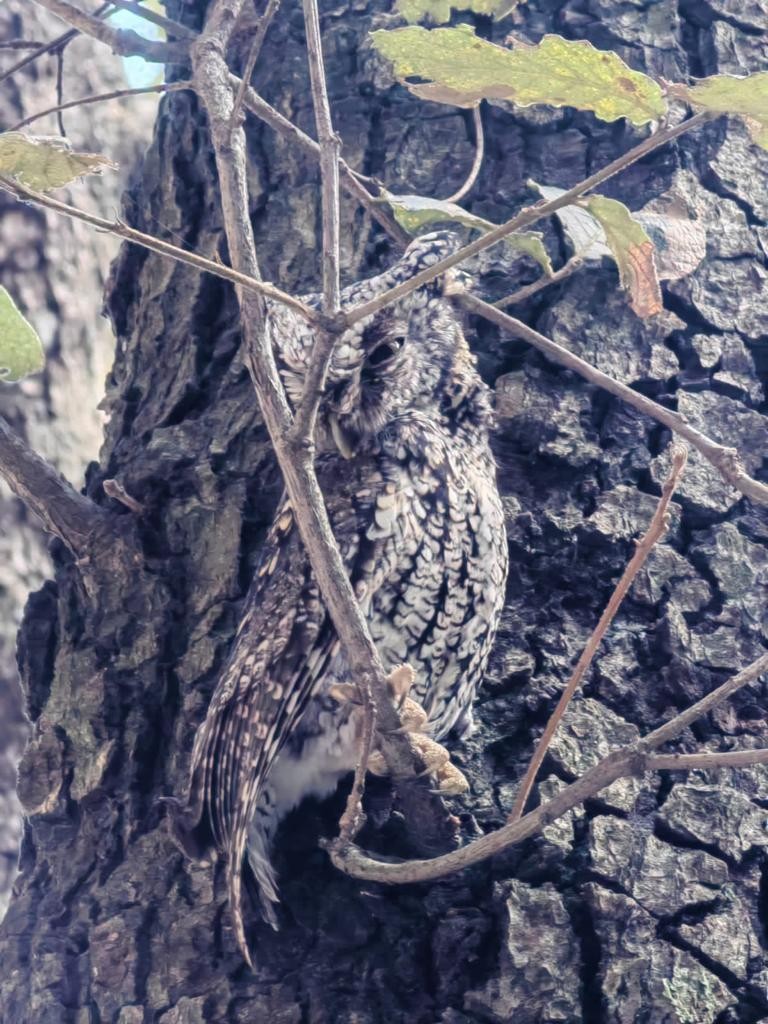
[368,730,470,794]
[330,664,469,794]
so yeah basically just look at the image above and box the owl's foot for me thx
[329,665,469,795]
[367,733,469,795]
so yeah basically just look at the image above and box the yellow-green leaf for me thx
[584,196,662,317]
[382,191,552,272]
[530,180,704,283]
[396,0,521,24]
[371,26,666,125]
[0,132,117,191]
[0,288,45,382]
[674,72,768,151]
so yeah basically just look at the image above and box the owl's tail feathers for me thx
[224,815,281,969]
[244,820,280,928]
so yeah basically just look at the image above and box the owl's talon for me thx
[434,762,470,796]
[385,664,416,702]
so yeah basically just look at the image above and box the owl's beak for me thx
[328,412,356,459]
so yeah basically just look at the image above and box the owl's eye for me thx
[367,334,406,368]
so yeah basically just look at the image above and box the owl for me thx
[173,232,509,965]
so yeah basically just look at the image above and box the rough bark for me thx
[0,2,153,921]
[1,1,767,1022]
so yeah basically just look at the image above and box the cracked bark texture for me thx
[1,0,767,1021]
[0,3,153,922]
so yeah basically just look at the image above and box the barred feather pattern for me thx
[178,233,509,966]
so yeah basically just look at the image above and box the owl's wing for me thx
[176,468,386,965]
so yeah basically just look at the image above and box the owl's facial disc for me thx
[324,317,410,458]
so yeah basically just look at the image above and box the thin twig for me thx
[30,0,188,62]
[0,175,319,324]
[0,1,114,88]
[461,293,768,507]
[328,652,768,884]
[55,46,66,136]
[647,749,768,771]
[288,0,343,445]
[0,41,44,51]
[303,0,340,313]
[495,255,583,308]
[229,0,280,131]
[231,74,410,244]
[643,656,768,751]
[10,80,191,132]
[106,0,197,39]
[342,111,714,327]
[444,105,484,204]
[337,677,377,843]
[0,415,109,556]
[0,31,77,87]
[509,446,688,822]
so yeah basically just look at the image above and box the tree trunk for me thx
[2,1,768,1022]
[0,2,152,921]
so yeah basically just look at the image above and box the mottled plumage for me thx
[176,233,508,965]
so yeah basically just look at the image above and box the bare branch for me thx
[495,255,583,308]
[193,0,436,841]
[54,41,66,136]
[509,446,687,822]
[9,80,190,133]
[0,41,46,51]
[288,0,343,445]
[643,656,768,752]
[461,293,768,507]
[30,0,188,62]
[303,0,341,314]
[0,175,320,325]
[328,652,768,884]
[337,676,377,844]
[342,111,714,327]
[229,0,280,131]
[444,105,484,205]
[106,0,197,39]
[647,749,768,771]
[0,415,108,556]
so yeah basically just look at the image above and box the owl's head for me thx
[270,232,492,457]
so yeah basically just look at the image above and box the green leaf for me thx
[382,191,553,272]
[371,26,666,125]
[673,72,768,151]
[0,132,117,191]
[0,288,45,382]
[395,0,521,25]
[584,196,662,317]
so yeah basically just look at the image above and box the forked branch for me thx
[329,652,768,884]
[30,0,188,61]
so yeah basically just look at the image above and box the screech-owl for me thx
[174,232,509,965]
